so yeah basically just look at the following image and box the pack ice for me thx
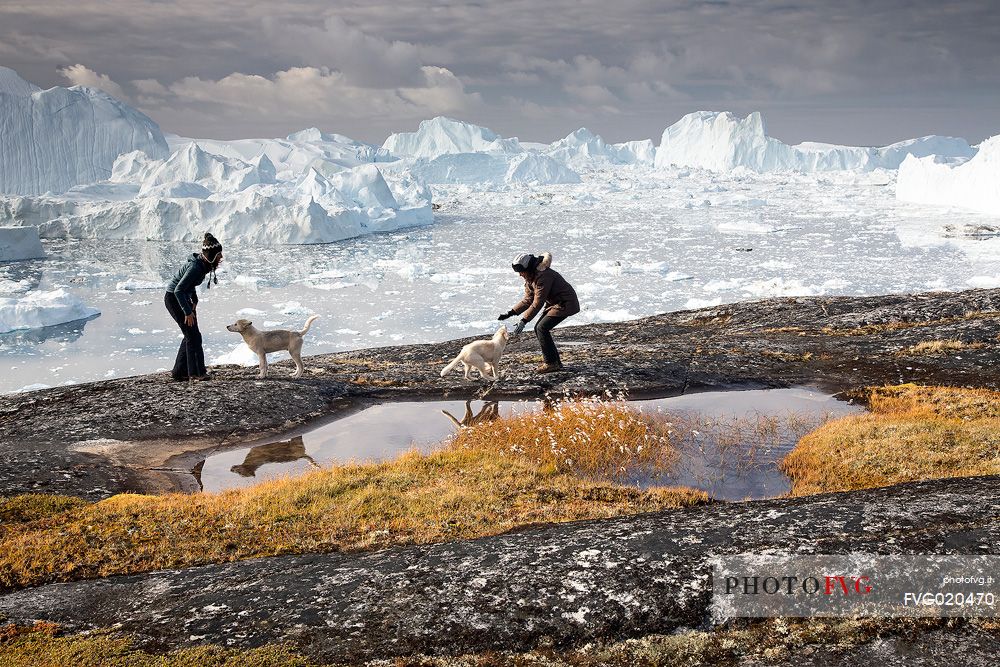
[654,111,975,173]
[0,67,168,195]
[896,134,1000,216]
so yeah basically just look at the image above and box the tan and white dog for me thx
[226,315,319,379]
[440,326,509,381]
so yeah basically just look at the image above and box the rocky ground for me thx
[2,288,999,664]
[2,288,1000,499]
[0,475,996,664]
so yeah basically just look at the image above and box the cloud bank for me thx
[3,0,998,144]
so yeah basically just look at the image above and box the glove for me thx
[497,310,514,321]
[513,319,526,335]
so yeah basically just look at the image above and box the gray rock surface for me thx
[2,288,999,499]
[1,475,996,663]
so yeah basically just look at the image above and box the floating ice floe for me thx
[0,67,168,195]
[115,278,164,291]
[654,111,975,173]
[589,259,691,279]
[896,135,1000,216]
[272,301,315,316]
[0,226,45,262]
[0,288,99,333]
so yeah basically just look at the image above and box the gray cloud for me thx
[2,1,998,145]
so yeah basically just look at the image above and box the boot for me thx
[536,362,564,374]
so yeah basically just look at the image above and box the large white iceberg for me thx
[546,128,656,166]
[654,111,975,173]
[0,226,45,262]
[0,67,168,195]
[383,117,523,158]
[0,288,99,333]
[394,151,579,186]
[896,135,1000,215]
[173,127,394,180]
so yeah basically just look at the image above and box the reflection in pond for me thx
[195,388,864,499]
[441,400,500,428]
[230,436,319,477]
[0,314,99,349]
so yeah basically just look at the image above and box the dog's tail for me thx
[440,356,461,377]
[300,315,320,336]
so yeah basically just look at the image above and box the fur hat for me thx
[511,253,539,273]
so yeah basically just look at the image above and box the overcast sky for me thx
[2,1,998,146]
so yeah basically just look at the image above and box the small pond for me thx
[195,386,864,500]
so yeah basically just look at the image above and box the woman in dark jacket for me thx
[498,252,580,373]
[164,233,223,381]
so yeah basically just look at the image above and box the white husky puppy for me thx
[440,326,509,380]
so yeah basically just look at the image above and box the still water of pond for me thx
[197,387,864,500]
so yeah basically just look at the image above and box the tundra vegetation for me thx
[1,385,997,664]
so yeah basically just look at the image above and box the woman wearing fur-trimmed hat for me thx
[499,252,580,373]
[164,233,223,381]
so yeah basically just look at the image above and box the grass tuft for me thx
[897,339,983,356]
[450,397,678,481]
[781,384,1000,495]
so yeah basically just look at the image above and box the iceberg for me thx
[896,135,1000,216]
[397,151,579,186]
[0,226,45,262]
[654,111,975,173]
[0,67,168,195]
[0,288,99,333]
[382,117,523,158]
[174,128,393,179]
[546,128,656,166]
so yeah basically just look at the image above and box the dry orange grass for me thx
[896,339,984,357]
[781,384,1000,496]
[450,397,678,481]
[0,400,706,592]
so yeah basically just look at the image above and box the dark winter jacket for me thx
[511,252,580,321]
[166,253,212,316]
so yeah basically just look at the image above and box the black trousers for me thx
[534,312,568,364]
[164,292,206,379]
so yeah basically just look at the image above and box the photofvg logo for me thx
[710,555,999,619]
[723,573,872,597]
